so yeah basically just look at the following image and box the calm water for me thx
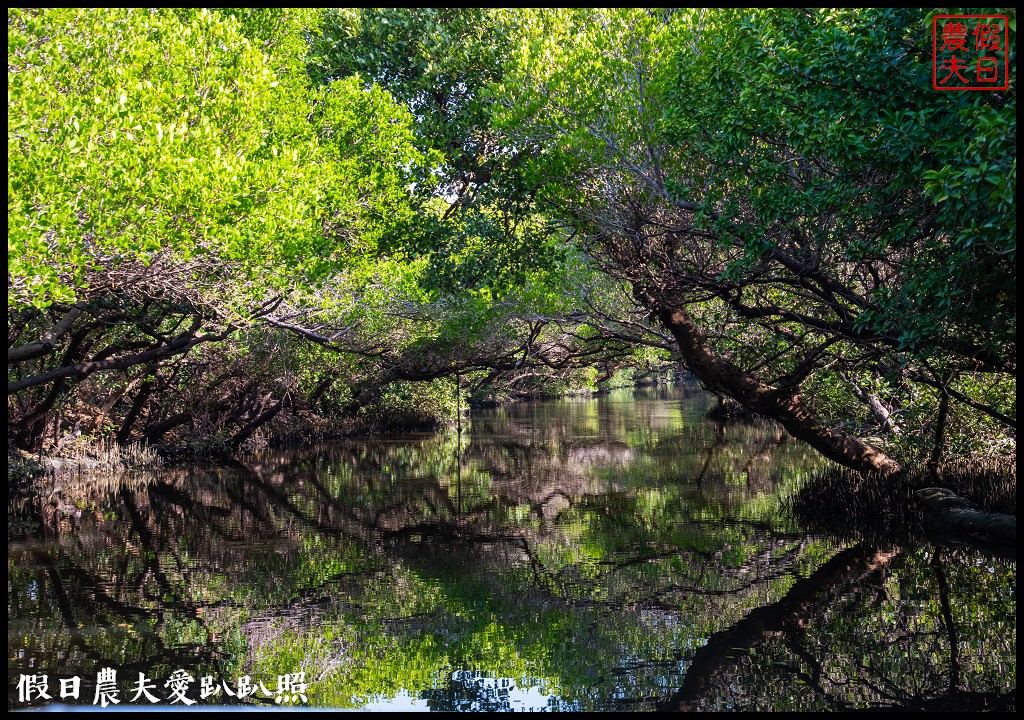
[8,387,1016,711]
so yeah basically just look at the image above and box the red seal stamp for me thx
[932,14,1009,91]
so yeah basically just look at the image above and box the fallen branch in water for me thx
[914,487,1016,560]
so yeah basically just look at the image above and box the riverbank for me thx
[8,378,697,484]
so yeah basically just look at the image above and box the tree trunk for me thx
[11,327,96,451]
[229,394,288,451]
[116,378,156,445]
[655,304,902,476]
[143,411,198,445]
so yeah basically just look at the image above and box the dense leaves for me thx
[6,7,1015,473]
[499,8,1015,470]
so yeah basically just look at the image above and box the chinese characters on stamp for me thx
[932,14,1009,91]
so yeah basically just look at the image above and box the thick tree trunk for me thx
[11,327,96,451]
[655,304,902,476]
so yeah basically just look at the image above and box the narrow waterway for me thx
[8,386,1016,711]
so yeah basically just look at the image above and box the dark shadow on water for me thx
[790,458,1016,560]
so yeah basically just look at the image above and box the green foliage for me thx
[659,8,1014,356]
[308,9,513,191]
[7,7,422,312]
[496,7,1015,466]
[7,7,1013,466]
[8,9,301,307]
[360,378,459,431]
[309,8,570,299]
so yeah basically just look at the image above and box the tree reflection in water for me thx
[7,389,1016,711]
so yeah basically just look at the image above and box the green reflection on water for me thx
[8,387,1015,711]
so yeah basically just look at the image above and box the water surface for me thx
[8,387,1016,711]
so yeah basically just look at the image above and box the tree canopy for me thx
[498,7,1015,472]
[7,8,1015,476]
